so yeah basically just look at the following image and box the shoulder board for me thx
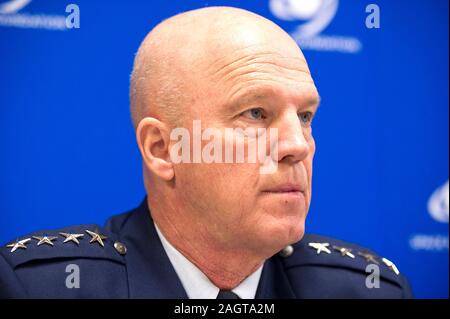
[278,233,406,288]
[1,224,126,269]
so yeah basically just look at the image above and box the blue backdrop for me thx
[0,0,448,298]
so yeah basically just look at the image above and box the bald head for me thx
[129,6,306,130]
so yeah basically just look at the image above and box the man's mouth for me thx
[261,183,305,196]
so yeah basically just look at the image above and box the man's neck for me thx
[149,199,267,289]
[155,222,264,298]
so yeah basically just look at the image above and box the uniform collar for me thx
[109,198,296,299]
[113,199,188,298]
[154,222,263,299]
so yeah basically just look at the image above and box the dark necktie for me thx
[216,289,240,299]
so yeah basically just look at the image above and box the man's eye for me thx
[242,108,265,120]
[299,112,313,125]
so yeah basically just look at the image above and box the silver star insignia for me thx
[32,235,58,246]
[333,245,355,258]
[308,242,331,255]
[382,257,400,275]
[358,251,379,264]
[85,229,107,247]
[6,238,31,252]
[59,232,84,245]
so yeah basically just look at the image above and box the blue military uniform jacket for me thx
[0,200,413,298]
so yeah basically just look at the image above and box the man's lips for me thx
[261,183,305,194]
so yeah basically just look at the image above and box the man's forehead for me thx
[205,46,307,74]
[212,53,316,97]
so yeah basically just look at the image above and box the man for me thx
[0,7,412,298]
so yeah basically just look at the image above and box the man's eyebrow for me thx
[227,89,270,112]
[227,87,321,113]
[309,95,321,110]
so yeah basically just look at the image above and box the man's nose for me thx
[275,112,310,165]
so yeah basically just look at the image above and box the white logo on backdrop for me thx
[269,0,362,53]
[0,0,31,14]
[0,0,67,30]
[428,180,449,223]
[410,180,449,251]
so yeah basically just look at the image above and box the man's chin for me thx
[285,221,305,244]
[255,219,305,255]
[272,212,306,242]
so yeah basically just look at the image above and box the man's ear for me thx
[136,117,174,181]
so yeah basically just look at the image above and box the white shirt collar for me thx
[154,222,263,299]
